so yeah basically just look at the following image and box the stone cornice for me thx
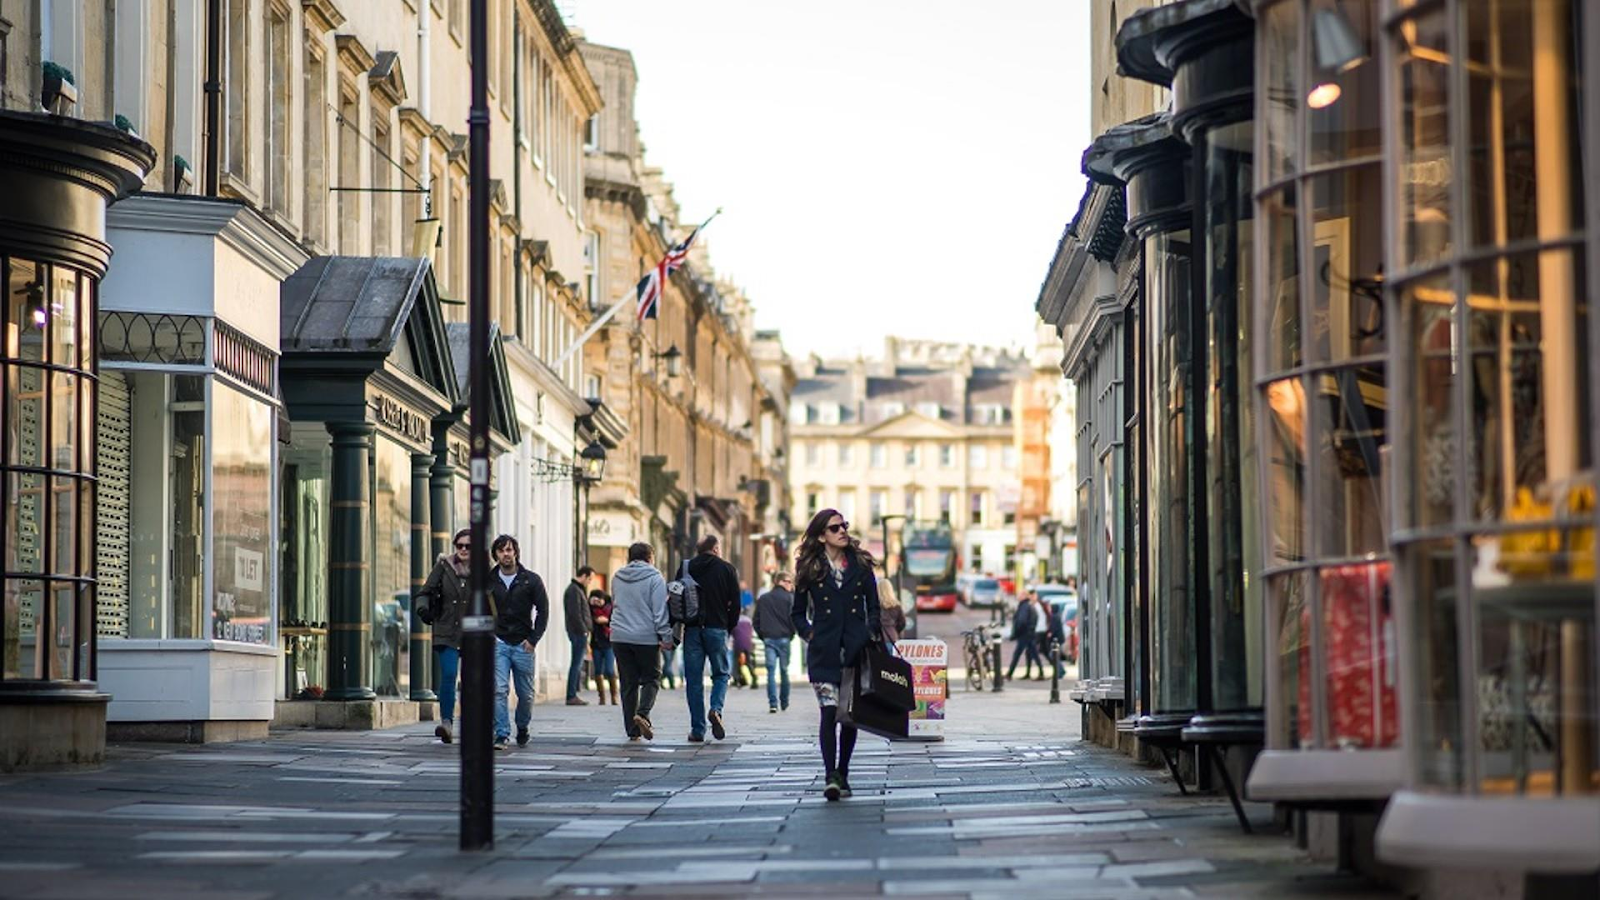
[335,34,376,76]
[502,338,589,415]
[302,0,345,35]
[106,193,309,282]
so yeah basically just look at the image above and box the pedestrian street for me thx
[0,671,1399,900]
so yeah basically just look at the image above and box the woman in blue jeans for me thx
[415,528,472,743]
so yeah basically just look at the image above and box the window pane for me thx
[1466,248,1591,522]
[1405,273,1457,529]
[49,371,76,473]
[1263,184,1301,373]
[48,580,77,680]
[4,578,44,679]
[171,401,205,640]
[52,476,76,578]
[1407,538,1463,788]
[1311,365,1386,559]
[1263,377,1307,566]
[6,364,45,468]
[1270,570,1309,749]
[1319,561,1398,749]
[1309,164,1386,362]
[1394,7,1453,269]
[1309,0,1379,164]
[1260,0,1299,184]
[1464,0,1586,251]
[49,266,77,369]
[6,258,44,361]
[6,471,45,574]
[372,436,411,697]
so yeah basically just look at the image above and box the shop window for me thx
[371,437,412,696]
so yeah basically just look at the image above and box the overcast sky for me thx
[567,1,1090,361]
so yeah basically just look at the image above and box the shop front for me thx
[1374,0,1600,884]
[94,196,304,742]
[278,256,456,713]
[0,110,154,769]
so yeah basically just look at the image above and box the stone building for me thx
[788,339,1030,584]
[577,39,789,591]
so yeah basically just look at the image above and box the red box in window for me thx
[1298,562,1399,749]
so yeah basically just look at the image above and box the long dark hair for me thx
[793,508,876,593]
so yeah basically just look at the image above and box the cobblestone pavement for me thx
[0,667,1399,899]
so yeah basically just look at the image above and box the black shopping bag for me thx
[859,641,916,712]
[840,667,910,740]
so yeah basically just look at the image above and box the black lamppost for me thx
[653,344,682,378]
[461,0,493,852]
[576,441,608,564]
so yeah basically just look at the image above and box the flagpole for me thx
[551,209,722,370]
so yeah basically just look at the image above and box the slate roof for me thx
[444,321,522,446]
[794,361,1027,427]
[281,256,434,354]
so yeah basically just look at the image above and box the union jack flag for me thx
[635,225,702,321]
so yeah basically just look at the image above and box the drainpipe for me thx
[512,16,524,337]
[204,0,221,195]
[417,0,432,215]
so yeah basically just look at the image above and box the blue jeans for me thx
[681,626,730,737]
[763,638,792,709]
[435,646,460,724]
[566,633,588,699]
[494,639,535,740]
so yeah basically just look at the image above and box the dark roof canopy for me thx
[444,322,522,446]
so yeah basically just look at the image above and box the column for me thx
[409,452,436,702]
[324,421,376,701]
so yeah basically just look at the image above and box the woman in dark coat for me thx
[415,527,472,744]
[791,508,881,801]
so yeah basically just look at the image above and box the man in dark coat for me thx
[683,534,740,740]
[491,535,550,749]
[753,572,797,712]
[563,566,596,705]
[1006,593,1042,681]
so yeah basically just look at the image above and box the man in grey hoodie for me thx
[608,542,674,741]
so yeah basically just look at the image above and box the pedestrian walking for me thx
[589,590,619,705]
[1031,591,1050,680]
[1006,593,1042,681]
[414,527,472,744]
[683,534,740,741]
[754,572,797,713]
[609,542,674,741]
[877,569,906,644]
[563,566,596,705]
[740,579,754,612]
[792,508,882,802]
[1045,594,1067,679]
[732,612,758,688]
[490,535,550,751]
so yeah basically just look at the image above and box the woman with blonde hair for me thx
[791,508,881,801]
[877,568,906,644]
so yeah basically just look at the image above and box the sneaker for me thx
[823,773,843,802]
[566,696,588,706]
[516,728,530,747]
[435,722,453,744]
[769,706,779,714]
[687,732,705,743]
[633,715,654,741]
[838,775,853,799]
[708,709,726,740]
[493,737,510,751]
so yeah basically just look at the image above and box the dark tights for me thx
[819,706,858,777]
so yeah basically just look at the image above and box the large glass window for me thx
[1388,0,1596,797]
[2,258,97,683]
[212,384,273,645]
[373,436,412,697]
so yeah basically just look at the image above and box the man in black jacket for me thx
[563,566,596,705]
[753,572,797,713]
[682,534,740,740]
[490,534,550,749]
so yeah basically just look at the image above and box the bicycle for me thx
[961,627,991,692]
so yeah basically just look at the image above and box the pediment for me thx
[858,411,964,439]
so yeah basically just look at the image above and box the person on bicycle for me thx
[791,508,881,802]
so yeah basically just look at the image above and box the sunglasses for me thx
[455,542,471,550]
[826,522,849,534]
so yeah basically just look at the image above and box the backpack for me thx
[666,560,704,626]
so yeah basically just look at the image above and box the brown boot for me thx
[609,677,620,706]
[597,684,608,705]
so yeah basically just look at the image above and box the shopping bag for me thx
[859,641,916,712]
[840,667,910,740]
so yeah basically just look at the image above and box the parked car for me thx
[967,578,1004,609]
[955,572,980,605]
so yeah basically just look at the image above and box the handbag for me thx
[840,667,910,740]
[859,640,916,712]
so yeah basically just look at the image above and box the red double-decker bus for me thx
[905,521,959,612]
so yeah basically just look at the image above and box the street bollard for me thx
[1049,640,1061,704]
[991,637,1004,692]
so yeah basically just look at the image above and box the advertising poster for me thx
[895,638,947,741]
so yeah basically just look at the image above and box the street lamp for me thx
[579,439,608,483]
[653,344,682,378]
